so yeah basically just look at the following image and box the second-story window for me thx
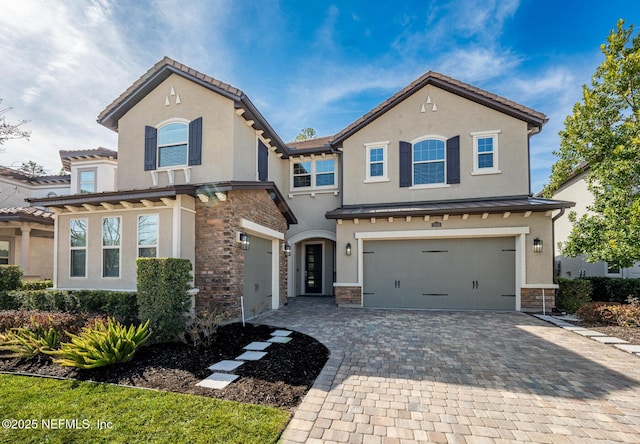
[365,141,389,182]
[144,118,202,171]
[158,123,188,167]
[413,138,445,185]
[78,169,96,194]
[291,158,337,190]
[471,130,501,175]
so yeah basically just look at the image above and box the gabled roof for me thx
[330,71,548,146]
[97,57,290,156]
[59,147,117,171]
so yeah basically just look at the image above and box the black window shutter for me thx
[399,141,412,187]
[446,135,460,184]
[188,117,203,166]
[144,126,157,171]
[258,140,268,182]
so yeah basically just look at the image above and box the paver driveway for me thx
[257,297,640,443]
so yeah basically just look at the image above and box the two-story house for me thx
[548,163,640,279]
[31,57,573,318]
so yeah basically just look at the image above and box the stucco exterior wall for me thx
[55,206,175,290]
[341,85,530,205]
[116,74,236,190]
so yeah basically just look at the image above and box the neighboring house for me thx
[0,148,117,280]
[549,163,640,279]
[0,166,70,279]
[30,57,573,318]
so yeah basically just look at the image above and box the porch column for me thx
[20,227,31,275]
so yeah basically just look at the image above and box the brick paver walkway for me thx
[256,298,640,443]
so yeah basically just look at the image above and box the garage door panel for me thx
[363,237,516,310]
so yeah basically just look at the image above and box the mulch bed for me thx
[0,323,329,411]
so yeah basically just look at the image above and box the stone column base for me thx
[521,288,556,312]
[335,286,362,307]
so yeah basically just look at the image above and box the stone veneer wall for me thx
[335,286,362,306]
[520,288,556,312]
[194,189,288,319]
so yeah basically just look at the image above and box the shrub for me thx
[3,290,137,324]
[0,316,61,358]
[0,310,107,342]
[137,258,192,343]
[48,318,151,369]
[577,302,623,325]
[586,276,640,303]
[0,266,23,292]
[557,278,592,312]
[0,322,60,359]
[21,280,53,290]
[182,309,229,349]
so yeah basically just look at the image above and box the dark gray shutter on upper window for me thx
[399,141,412,187]
[188,117,203,166]
[446,135,460,184]
[144,126,157,171]
[258,140,268,182]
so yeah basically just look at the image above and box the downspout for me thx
[551,207,567,310]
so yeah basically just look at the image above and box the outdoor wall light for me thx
[284,243,291,257]
[533,238,543,253]
[346,242,352,256]
[238,232,250,250]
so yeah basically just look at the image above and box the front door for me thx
[305,244,323,294]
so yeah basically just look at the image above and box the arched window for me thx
[157,122,188,167]
[413,138,445,185]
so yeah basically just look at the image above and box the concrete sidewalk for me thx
[257,298,640,443]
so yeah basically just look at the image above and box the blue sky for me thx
[1,0,638,193]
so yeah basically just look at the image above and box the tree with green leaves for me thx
[543,20,640,268]
[295,127,317,141]
[0,100,30,147]
[18,160,46,178]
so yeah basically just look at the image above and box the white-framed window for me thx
[291,158,337,190]
[606,263,622,277]
[70,218,87,278]
[471,130,501,175]
[413,138,446,185]
[0,240,10,265]
[158,122,188,168]
[78,168,97,194]
[102,216,121,278]
[138,214,158,258]
[365,141,389,182]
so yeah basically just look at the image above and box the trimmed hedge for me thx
[557,278,593,312]
[1,290,138,324]
[137,258,192,343]
[585,276,640,304]
[0,266,22,292]
[21,280,54,290]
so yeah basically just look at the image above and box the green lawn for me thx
[0,374,290,443]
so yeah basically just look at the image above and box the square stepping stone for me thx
[591,336,629,344]
[268,336,292,343]
[271,329,292,337]
[243,341,271,351]
[196,373,238,390]
[208,360,244,372]
[561,326,589,331]
[614,344,640,354]
[236,351,267,361]
[574,329,606,337]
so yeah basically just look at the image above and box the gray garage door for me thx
[243,236,272,318]
[363,237,515,310]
